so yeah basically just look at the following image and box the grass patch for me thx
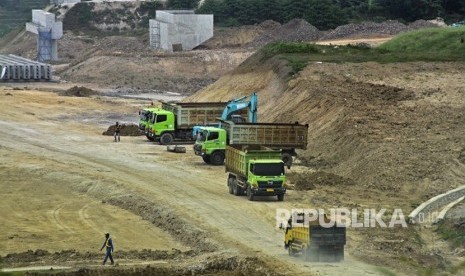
[257,28,465,75]
[379,27,465,53]
[435,219,465,249]
[261,42,320,58]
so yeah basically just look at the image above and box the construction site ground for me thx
[1,18,465,275]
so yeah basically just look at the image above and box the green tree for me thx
[166,0,200,9]
[304,0,348,29]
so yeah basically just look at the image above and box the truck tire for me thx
[210,151,225,166]
[202,155,211,164]
[282,153,293,168]
[277,193,285,201]
[233,179,242,196]
[228,177,234,194]
[160,133,174,145]
[145,134,154,141]
[288,243,295,256]
[246,185,254,201]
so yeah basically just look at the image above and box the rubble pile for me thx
[250,19,321,46]
[321,20,408,40]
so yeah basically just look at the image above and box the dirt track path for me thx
[0,89,390,275]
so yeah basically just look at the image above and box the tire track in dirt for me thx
[47,204,75,235]
[78,203,102,234]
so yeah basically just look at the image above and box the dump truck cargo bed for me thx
[225,145,282,178]
[220,119,308,149]
[161,101,227,128]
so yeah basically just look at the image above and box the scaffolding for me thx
[149,20,160,49]
[38,29,52,62]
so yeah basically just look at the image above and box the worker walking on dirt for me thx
[114,122,121,142]
[100,233,114,265]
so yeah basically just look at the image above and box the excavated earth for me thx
[1,14,464,275]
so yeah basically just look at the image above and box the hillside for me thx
[0,0,49,37]
[186,31,465,273]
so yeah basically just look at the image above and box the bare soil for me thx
[1,18,464,275]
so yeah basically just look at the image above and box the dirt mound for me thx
[321,20,408,40]
[408,19,441,30]
[250,19,321,47]
[291,171,355,190]
[60,86,98,97]
[102,124,142,136]
[201,20,280,49]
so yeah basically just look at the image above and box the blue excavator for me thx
[192,92,258,138]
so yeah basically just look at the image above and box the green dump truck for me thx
[225,145,286,201]
[139,107,160,141]
[194,120,308,167]
[147,101,239,145]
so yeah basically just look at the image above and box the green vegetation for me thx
[379,27,465,54]
[261,42,319,58]
[257,28,465,75]
[0,0,49,37]
[448,260,465,274]
[196,0,465,29]
[435,219,465,249]
[62,2,95,30]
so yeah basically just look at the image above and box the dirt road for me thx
[0,88,392,275]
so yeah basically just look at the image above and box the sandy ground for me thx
[0,87,397,275]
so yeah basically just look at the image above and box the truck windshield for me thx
[140,111,149,121]
[253,163,284,176]
[196,130,208,142]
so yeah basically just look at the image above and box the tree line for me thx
[163,0,465,30]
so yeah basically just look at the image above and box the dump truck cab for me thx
[147,109,176,144]
[194,127,227,164]
[139,107,160,140]
[246,159,286,200]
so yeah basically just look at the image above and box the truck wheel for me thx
[246,185,254,201]
[145,134,154,141]
[228,177,234,194]
[160,133,174,145]
[202,155,211,164]
[210,151,225,166]
[288,243,295,256]
[282,153,293,168]
[233,179,242,196]
[277,193,285,201]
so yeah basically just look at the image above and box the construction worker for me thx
[114,122,121,142]
[100,233,114,265]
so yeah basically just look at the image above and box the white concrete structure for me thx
[0,54,52,81]
[150,10,213,51]
[26,10,63,61]
[50,0,81,4]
